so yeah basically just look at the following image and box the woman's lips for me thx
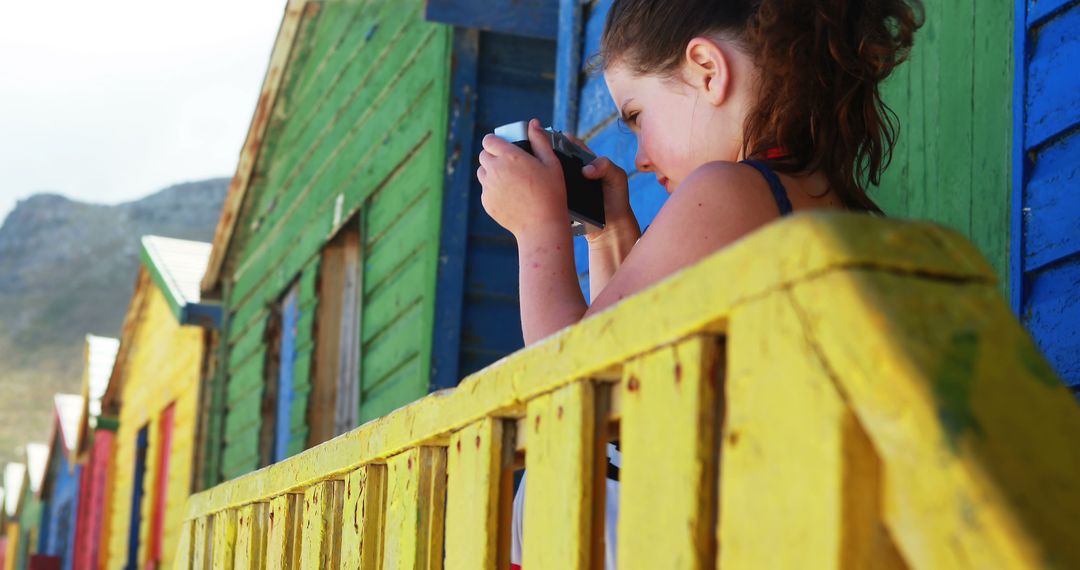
[657,175,671,191]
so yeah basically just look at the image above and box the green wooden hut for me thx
[199,0,560,484]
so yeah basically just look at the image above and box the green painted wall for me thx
[216,0,451,482]
[15,487,41,570]
[876,0,1013,295]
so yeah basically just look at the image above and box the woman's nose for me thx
[634,143,652,173]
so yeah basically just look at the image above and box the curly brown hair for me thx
[601,0,924,213]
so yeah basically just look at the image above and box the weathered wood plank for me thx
[723,292,902,568]
[187,215,997,519]
[266,494,304,569]
[384,447,448,570]
[523,380,597,569]
[300,480,344,569]
[618,336,722,569]
[790,269,1080,568]
[444,418,513,570]
[174,519,194,569]
[212,509,238,569]
[234,503,267,570]
[341,465,387,569]
[192,515,212,569]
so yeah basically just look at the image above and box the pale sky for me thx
[0,0,287,221]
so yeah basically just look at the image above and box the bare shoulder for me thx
[585,161,781,315]
[660,160,785,242]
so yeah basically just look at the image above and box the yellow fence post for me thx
[300,479,344,569]
[791,268,1080,568]
[618,336,723,570]
[341,464,387,569]
[384,447,448,570]
[444,417,513,570]
[192,515,213,569]
[235,502,268,570]
[722,291,904,569]
[267,493,303,569]
[173,520,193,569]
[522,380,598,570]
[212,508,238,569]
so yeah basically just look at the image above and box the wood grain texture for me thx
[724,292,903,569]
[212,509,238,570]
[299,480,344,569]
[619,336,722,570]
[186,213,997,518]
[179,213,1080,569]
[444,418,509,570]
[217,0,453,476]
[340,465,387,570]
[234,503,267,570]
[790,269,1080,568]
[172,520,192,570]
[384,447,447,570]
[266,494,303,569]
[523,381,596,570]
[191,516,211,570]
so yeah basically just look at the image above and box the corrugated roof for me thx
[26,443,48,494]
[55,394,84,455]
[141,235,212,309]
[86,335,119,420]
[3,464,25,517]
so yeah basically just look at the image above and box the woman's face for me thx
[604,52,750,192]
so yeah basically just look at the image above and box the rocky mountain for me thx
[0,178,228,464]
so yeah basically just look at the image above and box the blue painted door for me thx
[1013,0,1080,394]
[125,426,148,570]
[433,28,558,388]
[274,285,300,462]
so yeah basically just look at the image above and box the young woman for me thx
[481,0,922,567]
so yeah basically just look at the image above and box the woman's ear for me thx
[684,37,731,106]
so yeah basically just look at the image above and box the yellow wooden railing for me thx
[176,213,1080,569]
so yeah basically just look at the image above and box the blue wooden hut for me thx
[1013,0,1080,394]
[35,395,83,570]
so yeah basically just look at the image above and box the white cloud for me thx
[0,0,286,220]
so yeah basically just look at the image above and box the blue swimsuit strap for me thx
[740,159,794,216]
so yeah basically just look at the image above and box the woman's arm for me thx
[516,225,588,345]
[587,221,639,302]
[477,119,591,344]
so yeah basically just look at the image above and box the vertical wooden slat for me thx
[341,465,387,570]
[335,227,362,435]
[192,515,213,569]
[720,292,899,569]
[235,503,268,570]
[267,493,304,569]
[173,519,193,569]
[300,480,345,569]
[618,336,722,570]
[212,508,238,569]
[522,380,596,570]
[444,418,513,570]
[384,447,449,570]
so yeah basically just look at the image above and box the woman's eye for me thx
[626,112,639,128]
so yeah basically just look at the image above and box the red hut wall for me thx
[72,431,113,570]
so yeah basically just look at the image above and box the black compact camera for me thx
[493,121,605,235]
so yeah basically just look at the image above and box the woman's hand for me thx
[478,119,568,238]
[560,133,638,244]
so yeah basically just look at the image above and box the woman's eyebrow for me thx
[619,99,636,121]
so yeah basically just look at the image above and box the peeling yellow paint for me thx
[175,213,1080,569]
